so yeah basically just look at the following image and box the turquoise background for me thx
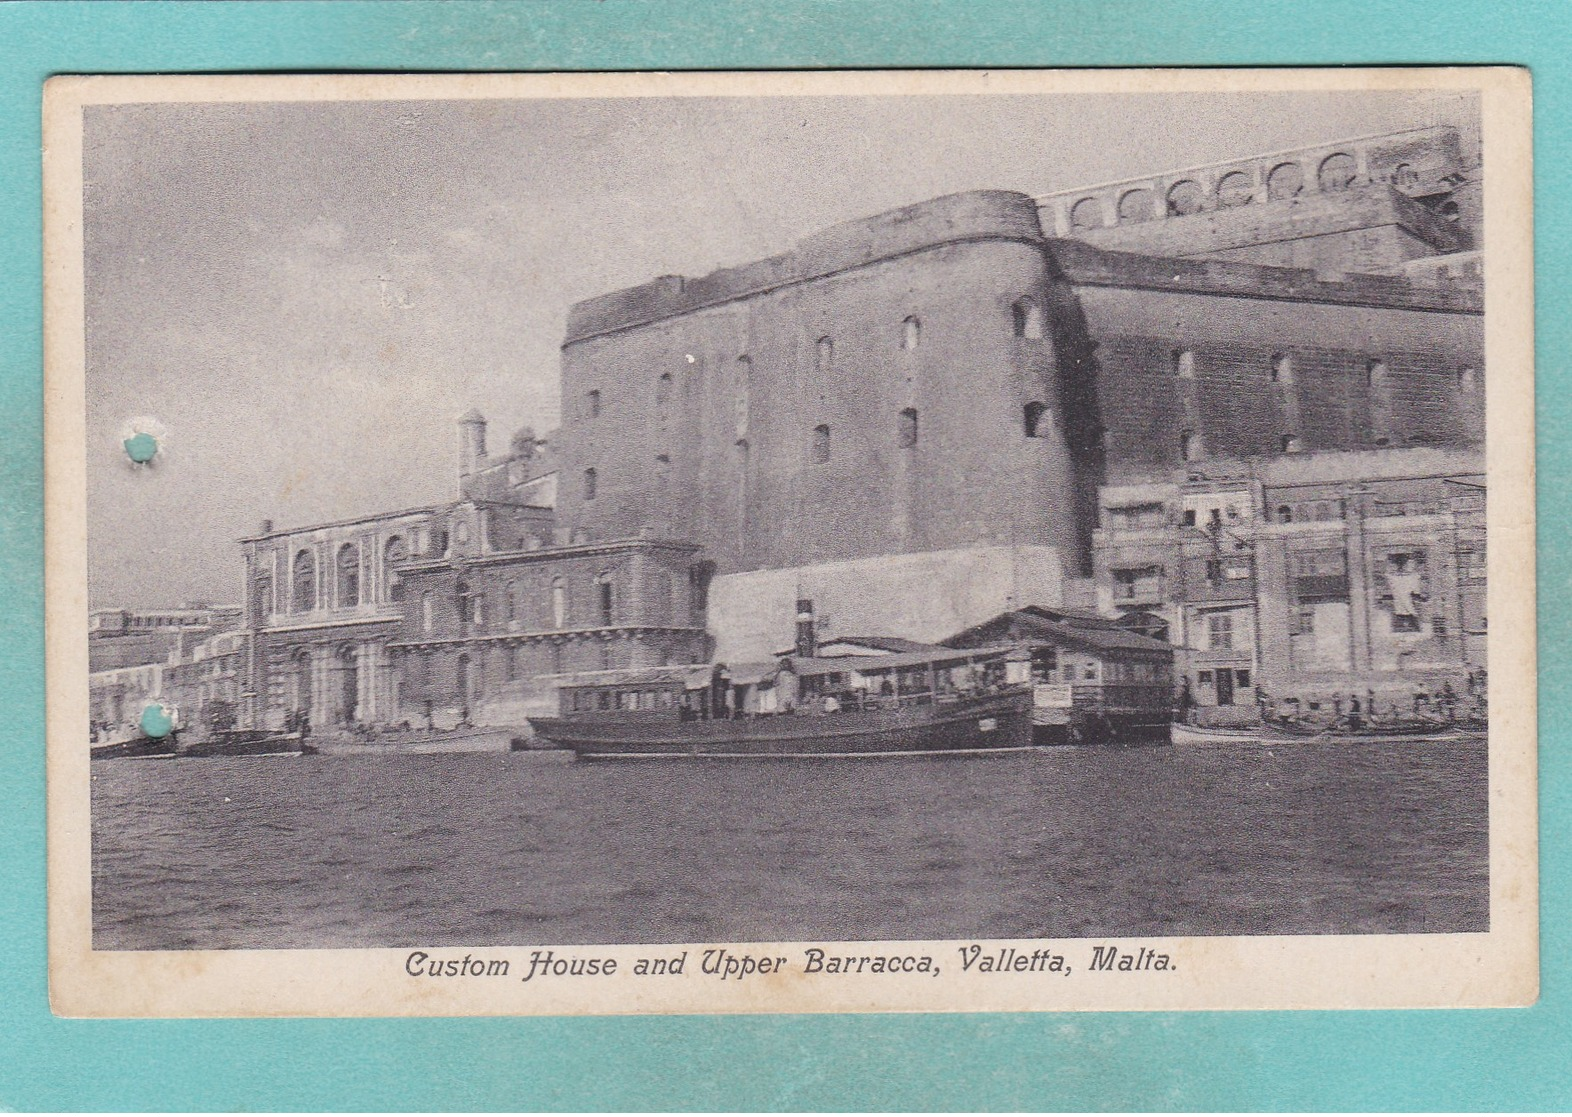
[2,1,1566,1109]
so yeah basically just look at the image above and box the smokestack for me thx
[457,409,487,490]
[795,599,816,659]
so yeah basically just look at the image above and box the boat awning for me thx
[788,643,1019,678]
[724,662,779,687]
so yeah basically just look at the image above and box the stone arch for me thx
[1217,170,1254,207]
[1117,188,1155,224]
[1166,179,1204,216]
[1318,152,1357,192]
[1069,196,1103,230]
[1266,161,1304,200]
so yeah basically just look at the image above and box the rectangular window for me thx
[1297,607,1315,635]
[1392,614,1421,633]
[1431,616,1448,637]
[1207,613,1234,650]
[1198,670,1214,686]
[1112,566,1162,600]
[1234,669,1251,688]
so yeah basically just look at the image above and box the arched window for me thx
[585,389,601,419]
[383,536,406,602]
[472,591,484,627]
[1012,299,1043,340]
[1217,171,1254,207]
[551,577,567,629]
[292,549,316,613]
[815,337,833,371]
[1117,188,1154,224]
[1271,353,1293,384]
[1167,179,1204,216]
[421,591,434,634]
[505,581,517,624]
[1173,349,1195,378]
[583,467,597,501]
[1367,359,1388,389]
[901,316,921,351]
[1392,162,1418,187]
[1069,197,1102,230]
[456,579,472,625]
[1181,429,1203,462]
[1459,367,1478,392]
[1318,152,1357,192]
[655,372,673,405]
[1266,162,1304,200]
[594,572,614,626]
[811,424,831,464]
[1023,401,1049,438]
[336,543,360,608]
[1282,434,1303,453]
[898,407,919,448]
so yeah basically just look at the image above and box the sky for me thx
[83,86,1478,608]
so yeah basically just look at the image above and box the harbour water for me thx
[91,740,1488,950]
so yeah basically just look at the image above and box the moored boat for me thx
[529,644,1034,759]
[1172,719,1486,745]
[178,729,314,758]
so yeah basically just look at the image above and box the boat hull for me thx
[530,690,1033,758]
[1171,721,1485,746]
[179,730,313,758]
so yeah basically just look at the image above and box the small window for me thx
[901,316,921,351]
[1207,613,1235,651]
[1277,504,1293,523]
[583,467,597,501]
[1173,349,1194,378]
[816,337,833,371]
[1198,670,1214,686]
[898,408,918,449]
[595,573,613,626]
[1181,429,1202,462]
[811,424,831,464]
[1297,607,1315,635]
[1012,299,1043,340]
[505,581,517,623]
[585,389,601,418]
[1023,401,1049,438]
[421,591,434,634]
[1271,353,1293,384]
[656,372,673,404]
[551,577,567,628]
[1392,614,1421,633]
[1181,509,1197,527]
[1235,669,1251,688]
[1282,434,1303,453]
[1432,616,1448,637]
[1367,359,1387,388]
[1459,367,1478,392]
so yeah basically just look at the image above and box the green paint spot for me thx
[140,702,174,739]
[124,432,158,463]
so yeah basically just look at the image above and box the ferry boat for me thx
[527,645,1035,759]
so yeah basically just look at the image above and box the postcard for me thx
[44,67,1535,1016]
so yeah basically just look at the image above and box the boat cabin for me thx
[944,607,1175,742]
[549,644,1028,722]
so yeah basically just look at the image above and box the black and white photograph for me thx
[46,70,1535,1016]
